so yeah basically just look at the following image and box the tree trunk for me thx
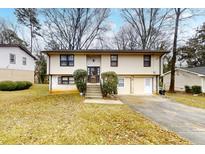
[30,24,33,53]
[169,9,180,93]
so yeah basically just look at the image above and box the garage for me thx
[118,76,154,95]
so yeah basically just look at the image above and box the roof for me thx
[163,66,205,76]
[0,44,37,60]
[181,67,205,76]
[42,49,168,55]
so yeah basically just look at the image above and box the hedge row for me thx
[184,85,202,94]
[0,81,32,91]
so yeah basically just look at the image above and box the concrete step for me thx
[87,85,101,87]
[87,86,101,88]
[86,89,101,92]
[87,87,101,89]
[86,93,102,96]
[86,87,101,90]
[85,95,103,99]
[86,85,102,99]
[87,88,100,90]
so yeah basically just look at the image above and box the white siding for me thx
[48,53,162,94]
[117,76,131,95]
[117,76,156,95]
[50,54,86,74]
[101,54,160,75]
[163,70,202,91]
[51,75,78,91]
[87,56,101,67]
[49,54,161,75]
[0,47,35,71]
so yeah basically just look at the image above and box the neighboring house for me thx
[42,49,167,95]
[162,67,205,93]
[0,44,36,83]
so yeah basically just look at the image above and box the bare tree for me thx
[169,9,186,92]
[0,19,27,46]
[121,8,171,50]
[168,8,205,92]
[114,25,138,50]
[41,8,110,50]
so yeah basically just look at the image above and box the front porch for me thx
[86,55,102,98]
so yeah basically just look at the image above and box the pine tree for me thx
[14,8,41,53]
[178,22,205,67]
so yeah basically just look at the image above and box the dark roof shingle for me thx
[181,67,205,76]
[42,49,168,54]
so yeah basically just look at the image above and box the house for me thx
[0,44,36,83]
[162,67,205,93]
[42,49,167,95]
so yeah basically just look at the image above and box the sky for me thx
[0,8,124,31]
[0,8,205,50]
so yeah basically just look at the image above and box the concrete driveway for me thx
[119,95,205,144]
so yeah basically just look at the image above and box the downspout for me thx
[48,54,52,92]
[158,53,166,93]
[48,54,51,75]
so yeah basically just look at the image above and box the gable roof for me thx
[181,67,205,76]
[42,49,168,55]
[163,66,205,77]
[0,44,36,60]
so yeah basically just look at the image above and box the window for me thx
[60,54,74,66]
[22,57,27,65]
[118,78,124,87]
[144,55,151,67]
[110,55,118,67]
[10,54,16,64]
[58,76,75,85]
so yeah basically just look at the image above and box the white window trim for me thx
[58,76,75,85]
[118,78,124,87]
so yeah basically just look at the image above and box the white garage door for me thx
[144,78,152,94]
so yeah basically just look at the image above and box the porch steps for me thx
[85,84,103,99]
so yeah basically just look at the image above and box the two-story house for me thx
[0,44,36,83]
[42,49,167,95]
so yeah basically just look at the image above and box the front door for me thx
[88,67,100,83]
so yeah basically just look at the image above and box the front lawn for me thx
[0,85,189,144]
[166,92,205,109]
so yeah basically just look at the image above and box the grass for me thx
[166,92,205,109]
[0,84,189,144]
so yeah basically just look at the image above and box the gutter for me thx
[48,54,51,75]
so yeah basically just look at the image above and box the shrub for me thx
[185,85,192,93]
[16,81,32,90]
[0,81,32,91]
[16,81,27,90]
[0,81,17,91]
[101,71,118,97]
[24,81,32,89]
[73,69,87,94]
[191,85,202,94]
